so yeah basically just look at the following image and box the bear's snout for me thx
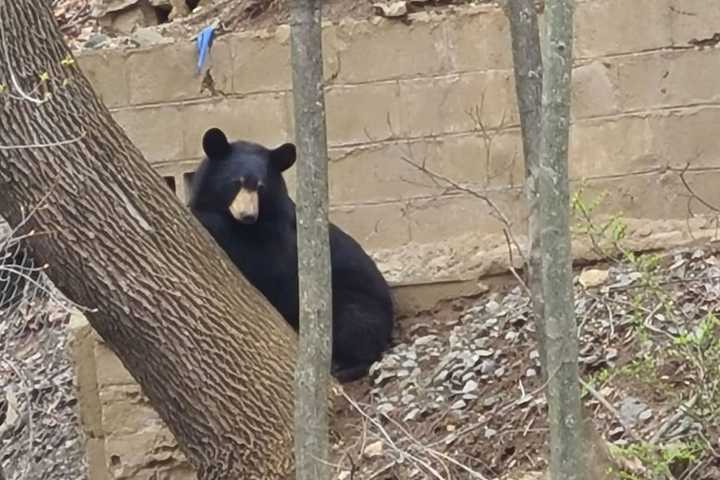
[228,188,259,224]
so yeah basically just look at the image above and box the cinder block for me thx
[153,161,199,203]
[327,130,523,208]
[660,169,720,217]
[331,17,451,83]
[321,24,344,84]
[99,385,162,436]
[424,131,524,189]
[325,82,402,146]
[398,70,518,138]
[669,0,720,46]
[407,189,527,245]
[575,0,672,58]
[104,428,192,480]
[230,28,292,94]
[112,106,185,165]
[330,202,412,250]
[86,438,111,480]
[181,94,291,158]
[125,39,232,105]
[650,107,720,170]
[569,115,655,180]
[572,60,621,119]
[68,316,104,438]
[327,143,443,204]
[572,170,720,222]
[617,49,720,112]
[445,9,513,72]
[94,341,135,388]
[77,50,130,108]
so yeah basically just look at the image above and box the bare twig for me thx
[502,228,532,295]
[366,461,395,479]
[579,378,642,442]
[675,163,720,213]
[650,394,699,444]
[339,391,447,480]
[379,411,490,480]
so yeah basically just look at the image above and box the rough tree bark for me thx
[501,0,546,379]
[0,2,298,478]
[289,0,333,479]
[538,0,585,479]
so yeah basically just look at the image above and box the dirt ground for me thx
[328,245,720,479]
[3,228,720,479]
[54,0,491,48]
[181,0,490,32]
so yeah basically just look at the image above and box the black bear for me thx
[188,127,394,383]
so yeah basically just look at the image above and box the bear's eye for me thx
[238,176,245,186]
[257,181,265,191]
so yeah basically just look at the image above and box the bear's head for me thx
[188,128,296,225]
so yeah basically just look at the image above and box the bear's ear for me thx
[270,143,296,172]
[202,128,231,159]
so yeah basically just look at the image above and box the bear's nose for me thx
[236,212,258,224]
[228,187,259,224]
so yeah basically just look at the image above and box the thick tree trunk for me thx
[538,0,585,479]
[289,1,333,479]
[502,0,546,380]
[0,2,297,479]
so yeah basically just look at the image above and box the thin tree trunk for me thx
[538,0,585,479]
[0,2,297,479]
[289,1,333,479]
[502,0,546,380]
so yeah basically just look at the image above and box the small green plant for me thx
[670,312,720,422]
[610,440,701,479]
[586,366,612,388]
[616,355,657,384]
[572,182,718,477]
[571,184,674,331]
[673,312,718,351]
[571,184,628,260]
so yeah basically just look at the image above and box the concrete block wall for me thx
[71,1,720,478]
[77,0,720,256]
[71,318,194,480]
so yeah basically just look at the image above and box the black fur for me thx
[188,128,394,382]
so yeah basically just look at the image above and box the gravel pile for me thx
[349,246,720,478]
[369,288,538,422]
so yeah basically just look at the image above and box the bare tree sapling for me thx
[502,0,546,378]
[289,0,334,479]
[538,0,585,478]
